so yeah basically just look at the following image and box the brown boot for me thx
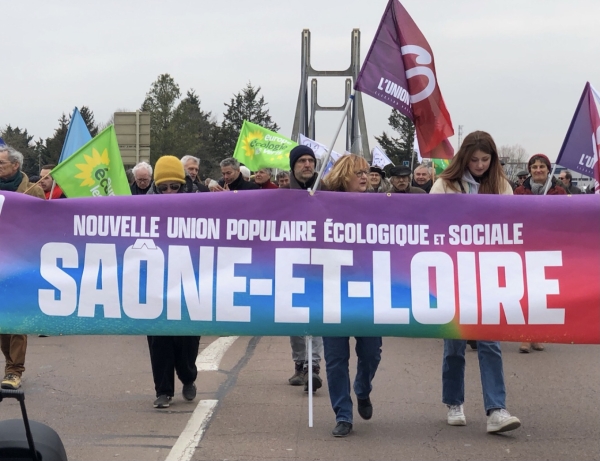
[304,364,322,392]
[288,362,305,386]
[531,343,545,351]
[519,342,531,353]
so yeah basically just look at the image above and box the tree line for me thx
[1,73,526,180]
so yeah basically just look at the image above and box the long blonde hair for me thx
[324,154,370,192]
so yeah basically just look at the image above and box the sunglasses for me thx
[158,183,181,192]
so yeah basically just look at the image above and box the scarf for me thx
[531,181,546,195]
[0,171,23,192]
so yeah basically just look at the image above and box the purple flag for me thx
[355,0,412,120]
[556,82,598,179]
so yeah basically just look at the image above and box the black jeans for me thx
[147,336,200,397]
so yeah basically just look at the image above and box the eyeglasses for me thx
[0,160,14,166]
[136,177,151,183]
[354,170,369,177]
[158,183,181,192]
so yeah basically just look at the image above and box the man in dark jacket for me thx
[130,161,153,195]
[286,145,324,392]
[389,166,426,193]
[214,158,259,191]
[558,170,582,194]
[181,155,209,193]
[412,165,433,193]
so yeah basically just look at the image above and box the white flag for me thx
[298,134,343,161]
[413,131,422,163]
[371,146,394,168]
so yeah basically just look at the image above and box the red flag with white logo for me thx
[355,0,454,158]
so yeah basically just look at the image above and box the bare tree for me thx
[499,144,528,181]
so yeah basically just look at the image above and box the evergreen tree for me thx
[375,109,417,173]
[40,114,69,167]
[79,106,99,136]
[0,125,39,176]
[216,82,280,160]
[141,73,182,163]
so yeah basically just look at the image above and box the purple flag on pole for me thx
[556,82,598,179]
[355,0,412,120]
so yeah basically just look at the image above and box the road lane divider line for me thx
[165,399,218,461]
[196,336,239,371]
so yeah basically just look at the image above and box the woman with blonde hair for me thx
[322,154,382,438]
[431,131,521,434]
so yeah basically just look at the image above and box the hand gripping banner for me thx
[0,190,599,343]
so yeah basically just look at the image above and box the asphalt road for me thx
[0,335,598,461]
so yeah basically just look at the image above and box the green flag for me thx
[233,120,297,170]
[51,126,131,197]
[432,158,451,175]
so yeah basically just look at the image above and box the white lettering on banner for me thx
[311,249,354,324]
[37,243,566,327]
[73,215,160,238]
[122,244,165,319]
[479,252,525,324]
[323,220,429,246]
[79,244,121,318]
[39,243,79,316]
[167,218,220,239]
[167,246,214,321]
[226,219,317,242]
[372,251,410,324]
[400,45,436,104]
[525,251,564,324]
[411,252,456,324]
[215,247,251,322]
[274,248,311,323]
[448,223,523,245]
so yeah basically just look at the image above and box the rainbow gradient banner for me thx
[0,190,599,343]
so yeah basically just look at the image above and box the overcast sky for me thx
[2,0,599,162]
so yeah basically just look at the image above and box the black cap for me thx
[389,165,412,177]
[289,145,316,170]
[517,170,528,177]
[369,165,385,178]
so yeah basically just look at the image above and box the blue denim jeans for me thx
[323,336,382,424]
[442,339,506,413]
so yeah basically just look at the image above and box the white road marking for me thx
[196,336,239,371]
[165,399,218,461]
[165,336,239,461]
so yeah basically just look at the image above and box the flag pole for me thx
[543,164,558,195]
[311,93,355,194]
[307,336,313,427]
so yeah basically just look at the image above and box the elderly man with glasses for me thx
[130,161,153,195]
[0,144,44,390]
[389,166,426,194]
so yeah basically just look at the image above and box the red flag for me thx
[355,0,454,158]
[588,85,600,193]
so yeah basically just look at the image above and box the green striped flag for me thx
[432,158,451,175]
[233,120,297,170]
[51,126,131,197]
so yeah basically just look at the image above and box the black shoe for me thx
[332,421,352,437]
[153,395,172,408]
[303,367,323,392]
[467,340,478,350]
[357,397,373,420]
[182,382,197,401]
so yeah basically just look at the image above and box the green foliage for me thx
[0,125,41,176]
[215,82,280,161]
[375,109,417,172]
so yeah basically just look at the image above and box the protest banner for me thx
[0,190,598,343]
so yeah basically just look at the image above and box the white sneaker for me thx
[447,404,466,426]
[487,409,521,433]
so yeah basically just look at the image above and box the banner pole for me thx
[311,93,355,194]
[307,336,313,427]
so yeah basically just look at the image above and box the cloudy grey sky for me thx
[3,0,599,161]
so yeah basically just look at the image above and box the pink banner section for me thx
[0,190,599,342]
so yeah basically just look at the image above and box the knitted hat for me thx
[154,155,186,185]
[370,165,386,178]
[527,153,551,172]
[389,165,411,177]
[289,145,316,170]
